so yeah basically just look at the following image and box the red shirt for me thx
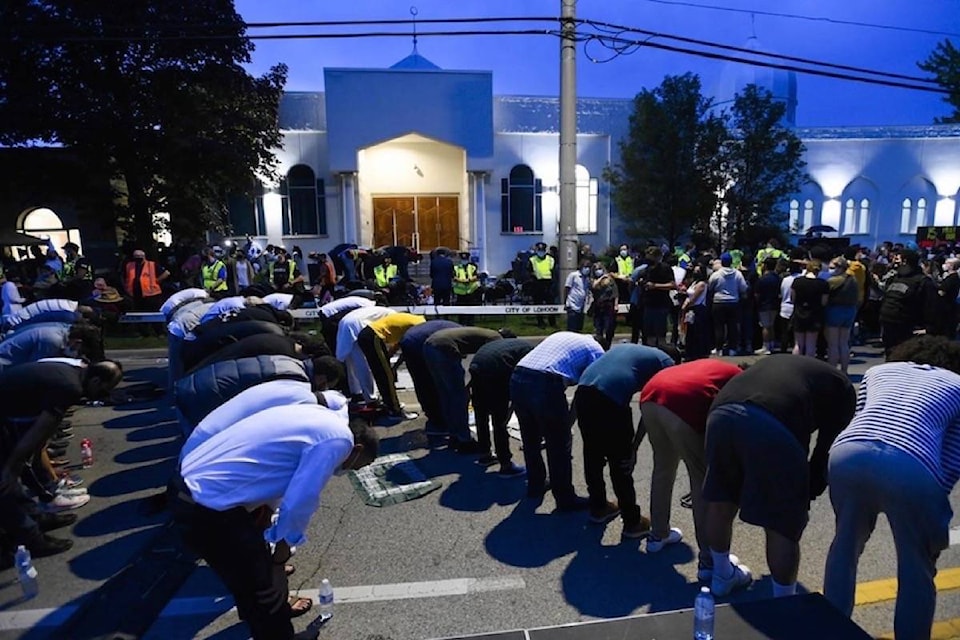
[639,359,743,433]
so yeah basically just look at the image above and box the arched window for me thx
[575,165,598,234]
[500,164,543,233]
[802,200,814,232]
[858,198,870,234]
[917,198,928,228]
[900,198,912,234]
[19,208,83,255]
[788,199,800,232]
[279,165,327,236]
[842,198,856,235]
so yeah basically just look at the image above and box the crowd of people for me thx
[2,231,960,640]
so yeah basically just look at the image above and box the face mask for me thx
[620,250,628,258]
[595,269,605,277]
[135,256,144,262]
[580,267,590,275]
[537,251,546,258]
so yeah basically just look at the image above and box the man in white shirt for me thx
[563,260,592,332]
[1,273,26,327]
[172,404,378,640]
[318,294,376,354]
[335,306,395,402]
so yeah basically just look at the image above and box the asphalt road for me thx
[1,343,958,640]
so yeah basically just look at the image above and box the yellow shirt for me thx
[846,260,866,305]
[369,313,426,346]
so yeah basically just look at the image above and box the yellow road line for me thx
[855,567,960,606]
[877,617,960,640]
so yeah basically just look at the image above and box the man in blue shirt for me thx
[429,248,455,306]
[398,320,460,437]
[575,344,680,537]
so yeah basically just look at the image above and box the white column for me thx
[475,172,488,272]
[340,172,359,244]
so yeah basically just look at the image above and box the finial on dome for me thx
[410,6,419,54]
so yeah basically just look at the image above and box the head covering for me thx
[458,251,470,259]
[97,287,124,304]
[534,242,547,251]
[720,252,733,267]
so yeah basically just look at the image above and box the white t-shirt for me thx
[161,289,208,318]
[564,271,590,312]
[320,296,374,319]
[263,293,294,311]
[199,296,247,324]
[780,274,797,319]
[335,307,396,360]
[2,282,26,320]
[180,404,354,546]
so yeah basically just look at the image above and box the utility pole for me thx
[558,0,578,293]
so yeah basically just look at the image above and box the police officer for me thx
[528,242,556,328]
[615,244,634,278]
[271,250,304,293]
[756,239,784,275]
[201,247,229,299]
[453,252,480,305]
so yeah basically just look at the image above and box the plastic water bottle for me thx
[318,578,334,620]
[15,546,38,599]
[80,439,94,468]
[694,586,715,640]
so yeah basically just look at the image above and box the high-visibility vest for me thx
[529,255,554,280]
[615,255,634,277]
[453,263,479,295]
[271,260,297,286]
[374,263,398,288]
[124,260,162,297]
[201,260,228,292]
[756,247,783,273]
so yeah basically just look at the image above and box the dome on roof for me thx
[712,36,797,126]
[390,52,441,70]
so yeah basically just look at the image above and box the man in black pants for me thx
[422,327,503,453]
[398,320,461,436]
[172,404,377,640]
[469,336,531,476]
[575,344,679,538]
[0,360,123,559]
[879,249,933,356]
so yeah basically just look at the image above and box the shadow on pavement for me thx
[484,499,586,568]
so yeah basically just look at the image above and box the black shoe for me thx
[475,453,498,467]
[54,430,74,440]
[556,495,591,512]
[47,446,68,458]
[451,439,485,455]
[28,534,74,558]
[36,512,78,532]
[526,481,551,498]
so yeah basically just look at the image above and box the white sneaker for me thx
[697,554,740,581]
[711,562,753,596]
[41,493,91,512]
[57,486,88,498]
[645,527,682,553]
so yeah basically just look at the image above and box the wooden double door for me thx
[372,196,459,251]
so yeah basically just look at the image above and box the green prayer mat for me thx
[349,453,442,507]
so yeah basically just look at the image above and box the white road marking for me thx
[0,575,526,630]
[950,526,960,546]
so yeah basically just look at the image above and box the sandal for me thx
[285,564,295,577]
[287,595,313,618]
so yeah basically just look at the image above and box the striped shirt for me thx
[832,362,960,492]
[515,331,605,384]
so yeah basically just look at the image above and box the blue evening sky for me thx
[234,0,960,128]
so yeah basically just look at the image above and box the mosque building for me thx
[8,39,960,272]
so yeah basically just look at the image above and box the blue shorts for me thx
[825,305,857,328]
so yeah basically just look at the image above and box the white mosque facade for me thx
[224,50,960,273]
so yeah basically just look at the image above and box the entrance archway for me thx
[18,207,83,255]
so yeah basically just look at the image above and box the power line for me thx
[5,16,948,94]
[580,18,939,85]
[638,0,960,39]
[579,30,948,94]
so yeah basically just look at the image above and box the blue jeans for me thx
[510,367,576,504]
[566,310,585,332]
[824,440,951,640]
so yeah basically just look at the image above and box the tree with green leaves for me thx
[918,39,960,124]
[0,0,286,249]
[604,73,727,249]
[719,84,806,249]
